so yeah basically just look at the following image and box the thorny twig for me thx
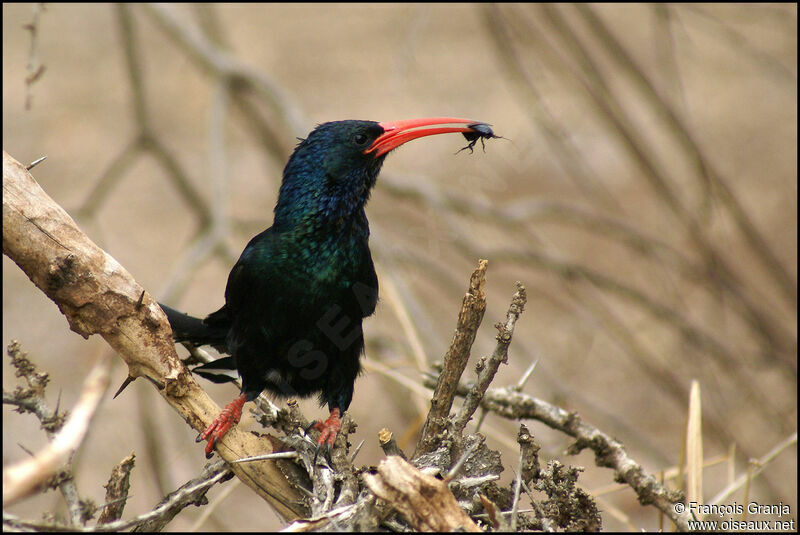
[3,341,80,523]
[3,342,111,524]
[3,460,232,532]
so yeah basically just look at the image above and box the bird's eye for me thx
[353,133,369,146]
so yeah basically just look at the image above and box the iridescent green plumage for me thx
[167,121,383,413]
[159,117,493,456]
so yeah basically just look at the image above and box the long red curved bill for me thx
[366,117,487,157]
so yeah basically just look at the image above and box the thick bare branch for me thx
[363,456,481,532]
[97,453,135,524]
[415,259,488,457]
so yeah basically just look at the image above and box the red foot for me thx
[313,408,342,448]
[197,393,246,458]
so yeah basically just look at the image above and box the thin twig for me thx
[453,282,527,435]
[140,3,308,139]
[232,451,299,464]
[514,360,538,391]
[22,3,46,110]
[707,432,797,507]
[379,428,407,460]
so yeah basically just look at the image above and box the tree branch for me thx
[452,281,527,435]
[363,456,482,532]
[415,259,487,457]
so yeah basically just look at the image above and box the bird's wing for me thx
[352,236,379,318]
[223,229,277,313]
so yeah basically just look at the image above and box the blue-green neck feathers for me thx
[273,120,386,234]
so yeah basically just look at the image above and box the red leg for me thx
[313,407,342,448]
[197,393,246,458]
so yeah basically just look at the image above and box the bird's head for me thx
[274,117,485,230]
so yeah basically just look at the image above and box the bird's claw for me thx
[313,421,340,449]
[197,394,246,458]
[197,418,227,458]
[312,441,333,466]
[308,408,342,464]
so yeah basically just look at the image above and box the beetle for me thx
[456,122,504,154]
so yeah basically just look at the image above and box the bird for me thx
[159,117,492,458]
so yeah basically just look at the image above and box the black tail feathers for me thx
[158,303,237,385]
[192,356,239,384]
[159,303,229,351]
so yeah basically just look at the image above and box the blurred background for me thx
[3,3,796,531]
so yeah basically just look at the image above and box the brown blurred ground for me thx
[3,3,796,531]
